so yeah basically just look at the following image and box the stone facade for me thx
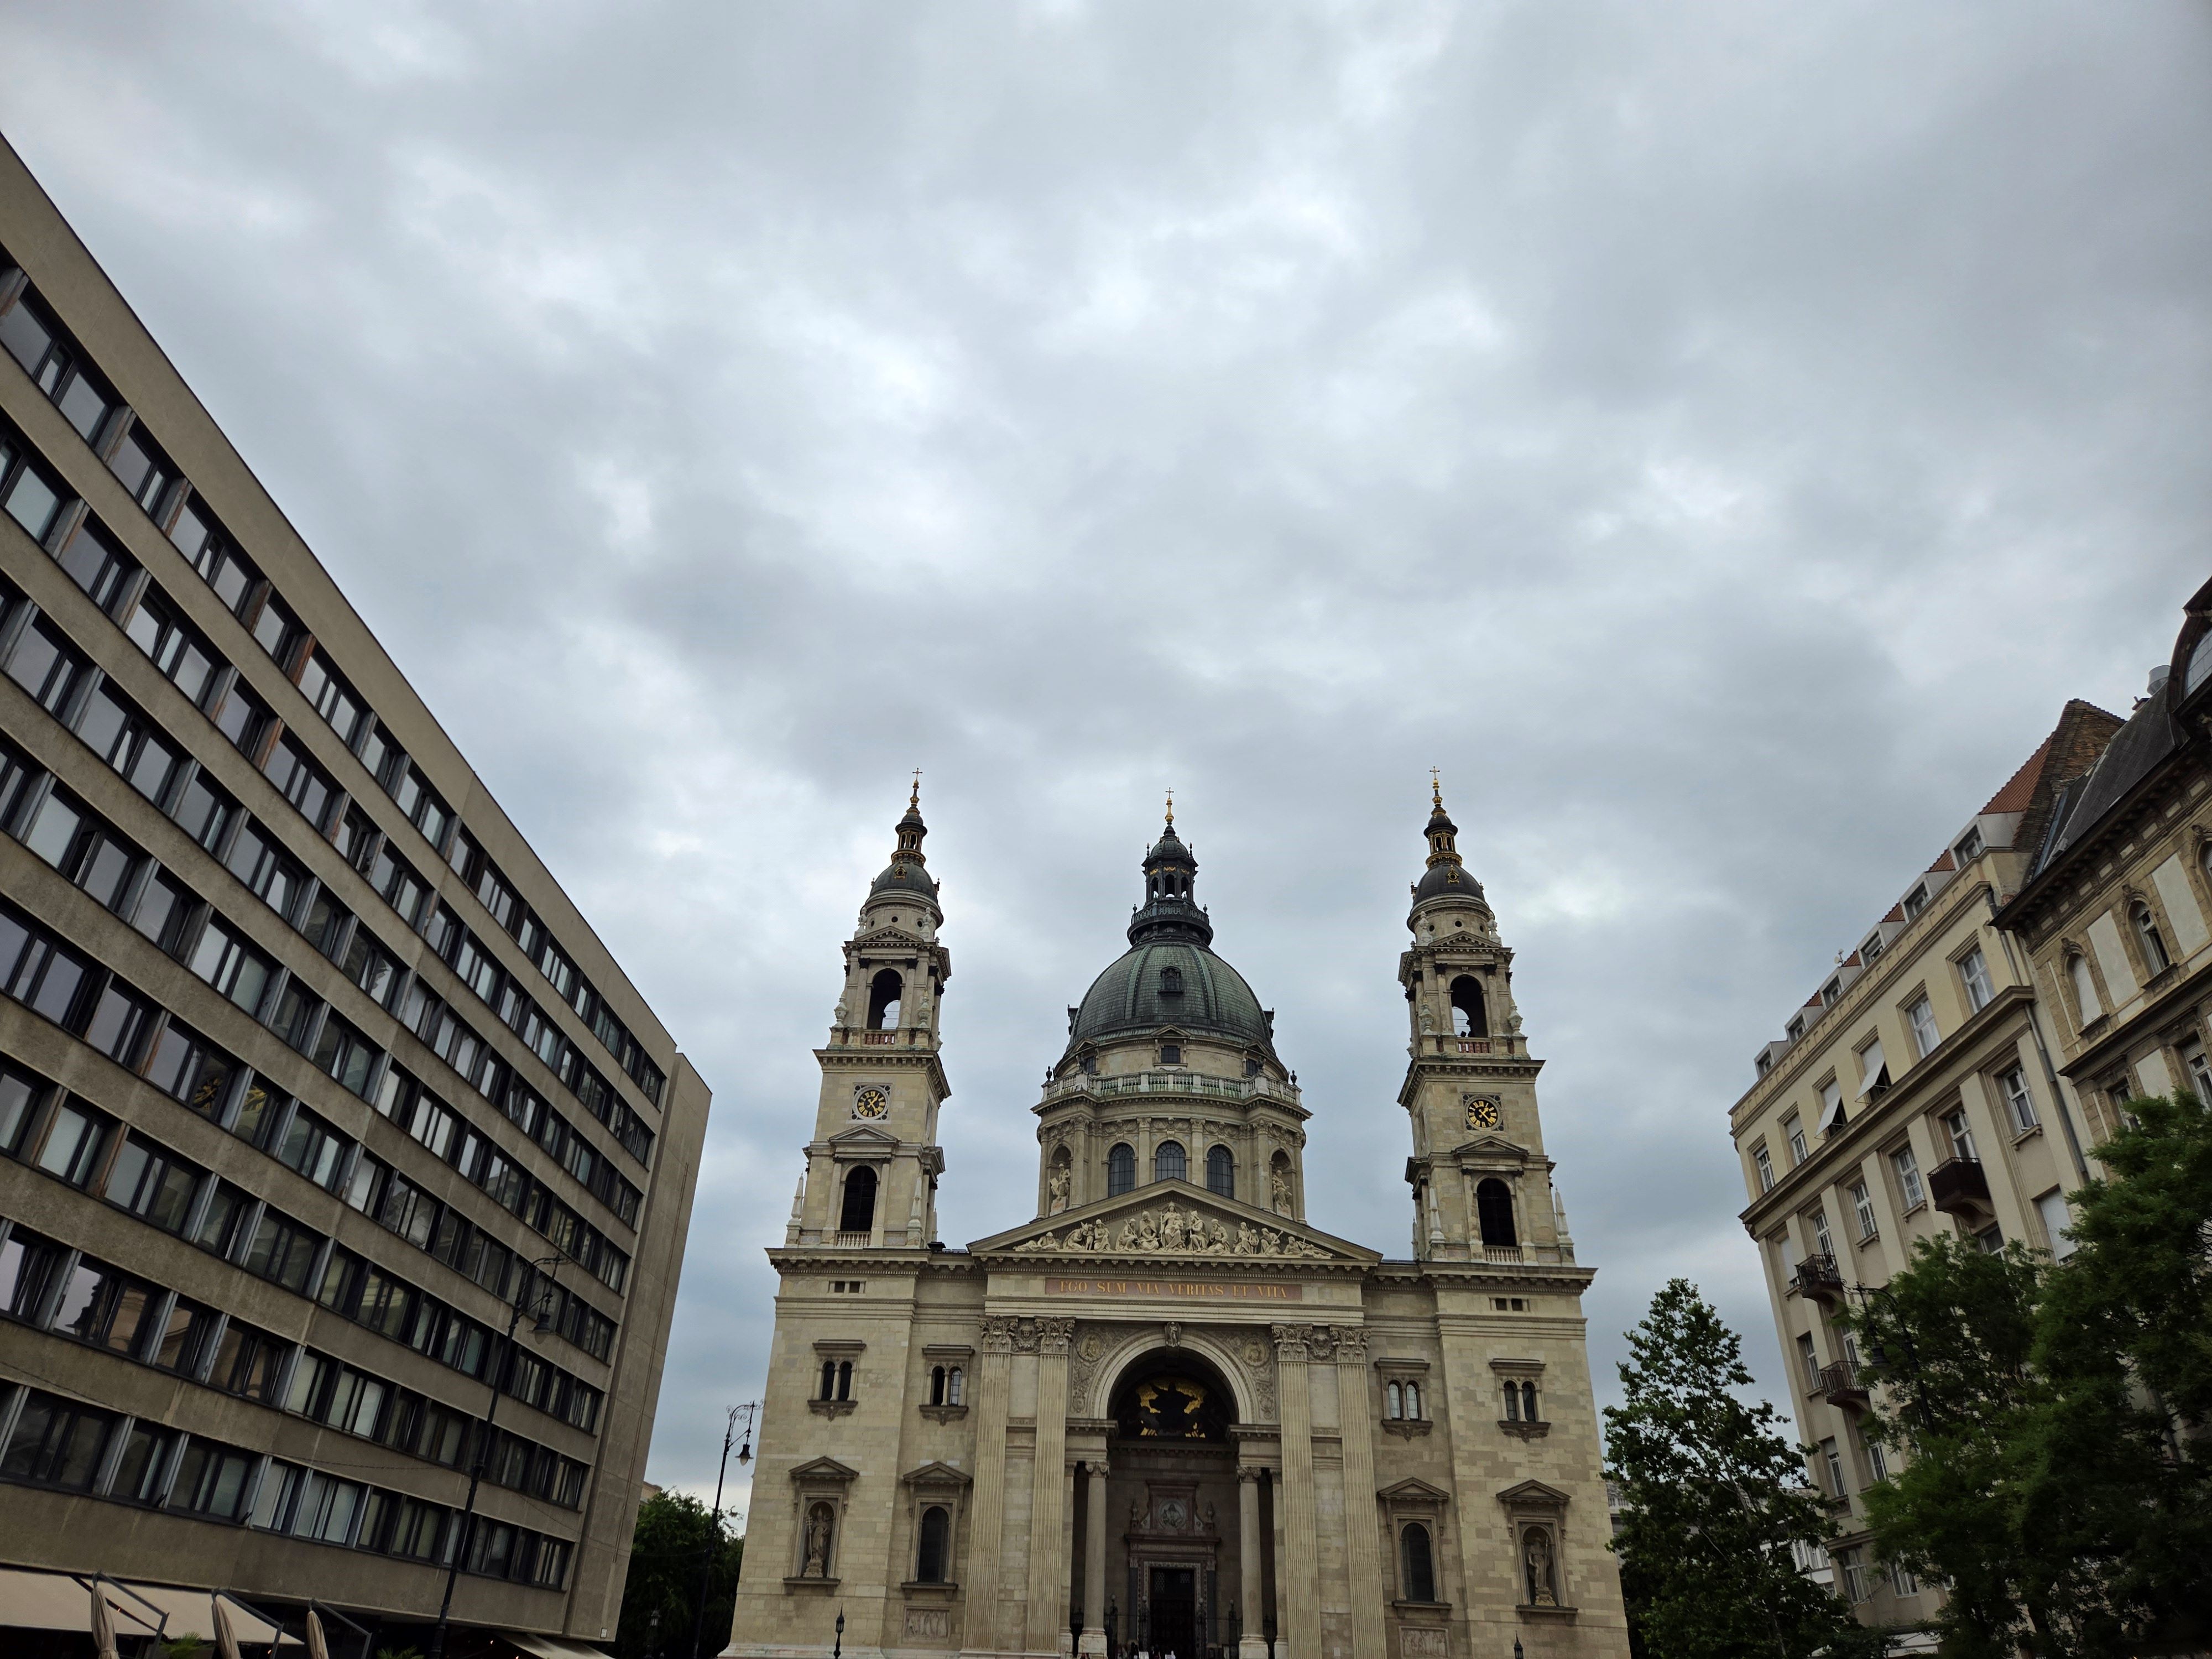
[726,790,1628,1659]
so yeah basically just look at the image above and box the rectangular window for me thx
[335,802,379,871]
[210,678,269,755]
[0,1391,116,1492]
[1954,826,1984,862]
[191,1180,252,1260]
[1903,884,1929,921]
[53,520,139,617]
[262,731,336,832]
[104,1133,204,1234]
[6,617,88,713]
[78,680,185,806]
[300,888,353,960]
[1958,947,1994,1013]
[268,978,324,1053]
[170,498,259,614]
[1796,1331,1819,1385]
[1907,996,1940,1060]
[273,1105,349,1191]
[0,1057,48,1157]
[1943,1108,1978,1164]
[1891,1144,1924,1209]
[0,1227,64,1321]
[2000,1066,2037,1134]
[36,1097,109,1186]
[122,588,218,707]
[313,1013,379,1097]
[372,842,429,927]
[1808,1207,1834,1259]
[110,1421,176,1505]
[242,1206,322,1292]
[1783,1113,1807,1165]
[189,918,274,1017]
[208,1318,284,1401]
[1821,1437,1848,1498]
[390,763,451,849]
[1850,1179,1877,1239]
[1,446,67,543]
[171,769,235,851]
[106,420,176,514]
[250,589,304,668]
[145,1018,233,1117]
[171,1438,256,1520]
[2036,1189,2075,1260]
[295,648,366,747]
[131,867,198,957]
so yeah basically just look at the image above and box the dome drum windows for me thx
[1152,1139,1187,1184]
[1205,1144,1234,1198]
[1106,1142,1136,1198]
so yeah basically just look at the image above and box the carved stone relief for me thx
[1010,1202,1329,1258]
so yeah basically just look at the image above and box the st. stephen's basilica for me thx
[724,785,1630,1659]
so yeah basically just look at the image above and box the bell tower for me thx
[1397,778,1575,1264]
[788,779,952,1249]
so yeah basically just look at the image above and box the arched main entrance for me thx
[1091,1349,1250,1659]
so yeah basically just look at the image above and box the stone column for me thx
[1331,1328,1387,1659]
[1028,1317,1078,1653]
[1079,1460,1109,1656]
[1272,1324,1322,1659]
[971,1315,1019,1652]
[1237,1464,1269,1659]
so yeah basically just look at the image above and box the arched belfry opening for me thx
[1449,974,1487,1037]
[1092,1348,1248,1659]
[866,968,902,1030]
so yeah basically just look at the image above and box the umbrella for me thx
[306,1606,331,1659]
[213,1597,244,1659]
[88,1580,119,1659]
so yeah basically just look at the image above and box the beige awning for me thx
[0,1570,296,1646]
[502,1634,611,1659]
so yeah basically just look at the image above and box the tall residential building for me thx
[726,789,1629,1659]
[1725,698,2121,1630]
[0,139,708,1649]
[1996,579,2212,1152]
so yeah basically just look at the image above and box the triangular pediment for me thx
[1448,1134,1531,1166]
[790,1457,858,1485]
[825,1124,900,1152]
[1379,1477,1452,1504]
[901,1460,973,1489]
[852,926,924,952]
[971,1178,1379,1265]
[1496,1478,1570,1509]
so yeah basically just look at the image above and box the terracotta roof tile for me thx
[1981,735,2053,815]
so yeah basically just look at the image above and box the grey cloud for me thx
[4,0,2207,1519]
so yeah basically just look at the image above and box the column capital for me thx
[1328,1326,1369,1361]
[1270,1323,1312,1362]
[1038,1315,1078,1355]
[1238,1464,1267,1485]
[980,1313,1020,1354]
[1084,1458,1110,1479]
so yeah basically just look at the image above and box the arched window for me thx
[836,1360,852,1401]
[1403,1380,1422,1420]
[866,968,902,1030]
[930,1365,947,1406]
[1206,1145,1235,1198]
[1504,1381,1520,1421]
[820,1360,837,1401]
[1401,1522,1436,1604]
[947,1366,963,1405]
[839,1166,878,1233]
[2069,953,2101,1023]
[1154,1140,1187,1183]
[916,1504,951,1584]
[1449,975,1487,1037]
[1386,1382,1403,1420]
[2134,903,2172,974]
[1477,1178,1517,1248]
[1521,1381,1540,1422]
[1107,1143,1136,1197]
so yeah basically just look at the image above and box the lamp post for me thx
[426,1255,562,1659]
[833,1608,845,1659]
[689,1402,759,1659]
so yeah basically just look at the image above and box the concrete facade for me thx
[0,138,708,1646]
[727,790,1628,1659]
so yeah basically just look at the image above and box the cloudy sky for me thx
[4,1,2208,1525]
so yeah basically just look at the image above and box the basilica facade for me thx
[724,787,1629,1659]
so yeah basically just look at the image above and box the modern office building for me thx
[0,138,709,1651]
[1726,697,2122,1631]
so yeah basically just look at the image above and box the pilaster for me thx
[1272,1324,1323,1659]
[1331,1328,1387,1659]
[969,1314,1018,1652]
[1027,1317,1078,1652]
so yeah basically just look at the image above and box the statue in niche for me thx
[1047,1164,1071,1213]
[1418,1003,1436,1034]
[1523,1527,1557,1606]
[832,999,848,1028]
[803,1505,834,1577]
[1130,1498,1146,1533]
[1270,1163,1295,1216]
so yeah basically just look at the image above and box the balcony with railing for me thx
[1816,1361,1869,1411]
[1040,1070,1302,1109]
[1792,1253,1846,1305]
[1929,1157,1992,1217]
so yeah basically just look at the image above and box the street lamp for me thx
[689,1402,759,1659]
[833,1608,846,1659]
[426,1255,563,1659]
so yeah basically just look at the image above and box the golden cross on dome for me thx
[1431,767,1443,810]
[910,769,922,810]
[1165,786,1174,826]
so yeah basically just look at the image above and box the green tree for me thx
[1605,1279,1869,1659]
[615,1490,747,1659]
[1844,1092,2212,1658]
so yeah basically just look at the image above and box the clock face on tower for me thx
[1465,1097,1501,1131]
[852,1086,889,1121]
